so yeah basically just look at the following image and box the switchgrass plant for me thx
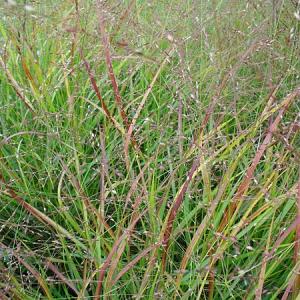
[0,0,300,299]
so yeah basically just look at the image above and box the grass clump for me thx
[1,0,300,299]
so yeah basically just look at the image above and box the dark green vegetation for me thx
[1,1,300,299]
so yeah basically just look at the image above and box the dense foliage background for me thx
[1,1,300,299]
